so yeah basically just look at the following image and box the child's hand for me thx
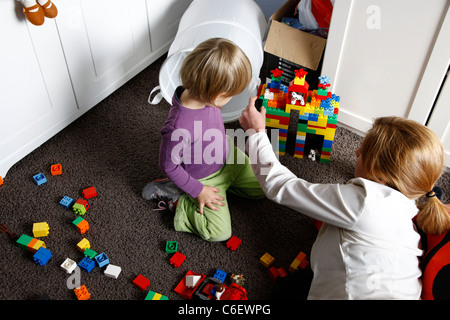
[239,96,266,133]
[196,185,225,214]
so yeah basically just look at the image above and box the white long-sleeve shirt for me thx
[247,132,422,299]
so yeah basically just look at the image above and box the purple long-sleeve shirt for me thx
[158,87,229,198]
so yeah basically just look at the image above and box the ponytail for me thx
[416,193,450,235]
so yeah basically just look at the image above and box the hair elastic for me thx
[425,186,443,199]
[425,190,436,198]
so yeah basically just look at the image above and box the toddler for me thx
[143,38,265,241]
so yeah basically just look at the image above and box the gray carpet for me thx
[1,55,449,301]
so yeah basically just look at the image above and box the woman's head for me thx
[180,38,252,107]
[358,116,449,234]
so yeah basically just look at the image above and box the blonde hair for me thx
[360,116,450,235]
[179,38,252,106]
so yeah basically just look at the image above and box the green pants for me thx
[174,142,265,242]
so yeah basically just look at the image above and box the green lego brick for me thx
[327,114,338,125]
[72,216,84,227]
[297,123,307,132]
[16,234,33,250]
[306,129,316,134]
[322,147,332,152]
[73,203,87,216]
[320,158,330,163]
[314,107,324,115]
[83,248,97,259]
[265,107,290,118]
[165,241,178,254]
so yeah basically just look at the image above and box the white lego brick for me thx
[185,275,201,288]
[60,258,77,274]
[104,264,122,279]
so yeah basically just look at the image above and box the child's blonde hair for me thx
[360,116,450,235]
[179,38,252,106]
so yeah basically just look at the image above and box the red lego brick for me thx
[226,236,242,251]
[133,274,150,290]
[170,251,186,268]
[82,186,97,199]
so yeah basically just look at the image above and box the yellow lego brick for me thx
[324,129,336,141]
[316,115,328,127]
[278,135,287,142]
[266,119,289,130]
[313,129,327,136]
[260,253,275,268]
[285,103,305,114]
[77,238,90,252]
[294,76,305,85]
[289,259,301,273]
[293,154,304,159]
[33,222,49,237]
[321,155,331,160]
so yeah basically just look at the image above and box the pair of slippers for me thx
[23,0,58,26]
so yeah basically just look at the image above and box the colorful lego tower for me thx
[257,69,340,163]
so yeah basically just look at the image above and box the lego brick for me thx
[73,199,89,216]
[72,217,89,234]
[186,275,202,288]
[165,241,178,253]
[104,264,122,279]
[59,196,74,209]
[78,257,95,273]
[83,248,97,259]
[214,269,227,283]
[61,258,77,274]
[170,251,186,268]
[32,222,49,238]
[226,235,242,251]
[145,291,169,300]
[82,186,97,199]
[74,285,90,300]
[50,163,62,175]
[16,234,33,250]
[174,270,206,299]
[260,253,275,268]
[94,252,110,268]
[33,247,52,266]
[77,238,90,252]
[133,274,150,290]
[28,238,46,253]
[33,173,47,186]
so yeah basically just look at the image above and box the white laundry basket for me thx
[156,0,267,122]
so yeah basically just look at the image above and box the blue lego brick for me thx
[33,247,52,266]
[78,257,95,273]
[33,173,47,186]
[295,147,305,152]
[214,269,227,283]
[59,196,74,209]
[94,252,110,268]
[320,98,331,109]
[278,128,288,135]
[307,113,319,122]
[298,113,310,121]
[323,140,334,149]
[280,84,289,93]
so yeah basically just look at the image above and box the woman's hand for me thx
[196,185,225,214]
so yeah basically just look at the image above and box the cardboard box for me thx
[264,0,326,88]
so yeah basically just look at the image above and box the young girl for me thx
[240,99,450,299]
[143,38,265,242]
